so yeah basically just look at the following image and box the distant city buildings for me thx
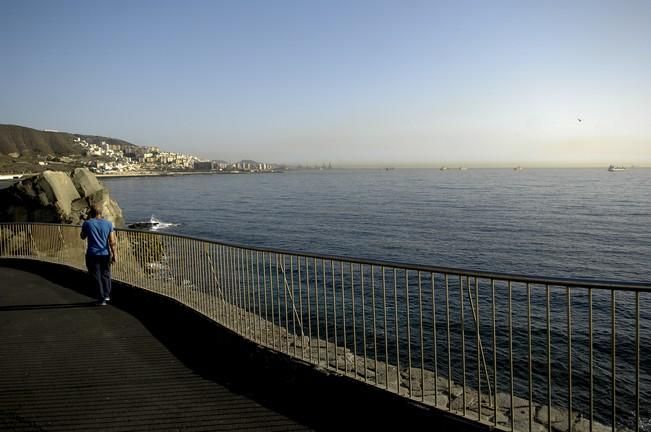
[76,137,198,173]
[73,136,278,174]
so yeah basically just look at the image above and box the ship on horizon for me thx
[608,165,627,172]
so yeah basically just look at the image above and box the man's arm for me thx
[109,231,117,263]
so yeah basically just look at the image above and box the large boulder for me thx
[0,168,124,227]
[71,167,103,196]
[37,171,81,216]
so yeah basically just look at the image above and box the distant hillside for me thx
[0,124,81,155]
[0,124,143,156]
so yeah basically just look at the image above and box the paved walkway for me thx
[0,266,312,431]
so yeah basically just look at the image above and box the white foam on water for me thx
[147,215,179,231]
[150,221,179,231]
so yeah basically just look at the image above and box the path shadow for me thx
[0,259,487,431]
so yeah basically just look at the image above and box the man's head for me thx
[88,204,103,219]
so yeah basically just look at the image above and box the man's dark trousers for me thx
[86,255,112,301]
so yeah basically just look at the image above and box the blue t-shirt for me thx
[82,218,114,256]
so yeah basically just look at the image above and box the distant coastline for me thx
[96,170,285,179]
[0,169,285,182]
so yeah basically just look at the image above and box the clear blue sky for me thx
[1,0,650,166]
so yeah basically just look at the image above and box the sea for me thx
[102,168,651,429]
[102,168,650,283]
[4,168,650,428]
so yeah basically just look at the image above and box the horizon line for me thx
[284,162,650,169]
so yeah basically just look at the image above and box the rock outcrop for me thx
[0,168,124,227]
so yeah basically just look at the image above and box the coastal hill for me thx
[0,124,140,156]
[0,124,143,174]
[0,124,81,155]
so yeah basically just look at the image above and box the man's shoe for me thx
[105,297,111,302]
[97,300,107,306]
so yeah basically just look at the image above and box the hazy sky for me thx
[1,0,650,166]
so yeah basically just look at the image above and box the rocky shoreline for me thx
[0,168,123,226]
[208,302,627,432]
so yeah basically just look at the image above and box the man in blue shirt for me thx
[81,204,117,306]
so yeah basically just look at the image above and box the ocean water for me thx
[4,168,649,427]
[101,168,651,429]
[103,168,651,282]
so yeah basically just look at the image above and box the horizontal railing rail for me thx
[2,222,647,291]
[1,222,648,432]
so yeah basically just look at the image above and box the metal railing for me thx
[1,222,648,432]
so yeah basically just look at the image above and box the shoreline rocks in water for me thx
[0,168,124,227]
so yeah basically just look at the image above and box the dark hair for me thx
[88,204,102,218]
